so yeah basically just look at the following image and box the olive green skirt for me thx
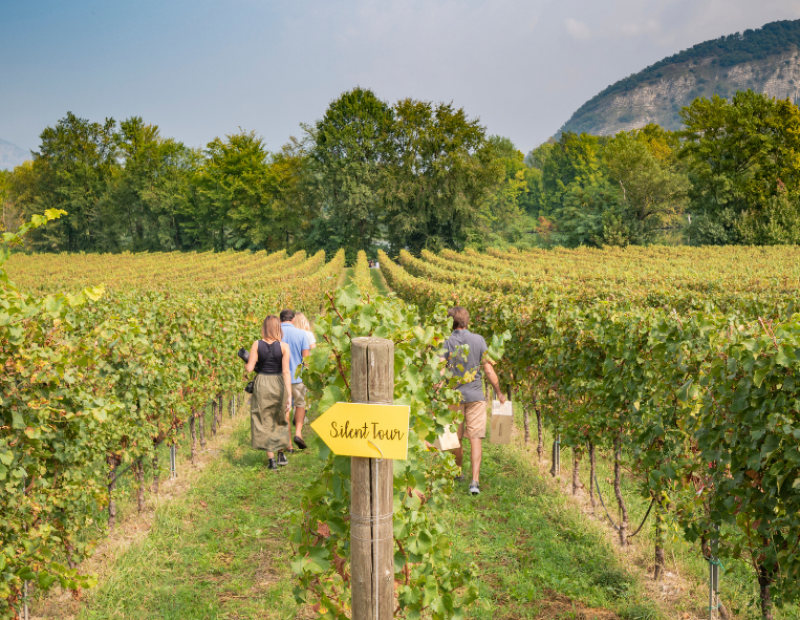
[250,374,290,452]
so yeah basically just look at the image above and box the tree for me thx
[680,90,800,244]
[307,87,394,262]
[737,182,800,244]
[385,99,501,254]
[475,136,536,249]
[604,130,689,241]
[194,130,275,251]
[104,117,198,251]
[24,112,118,251]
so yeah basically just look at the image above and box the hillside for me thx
[0,138,30,170]
[559,19,800,136]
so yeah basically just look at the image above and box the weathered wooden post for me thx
[350,337,394,620]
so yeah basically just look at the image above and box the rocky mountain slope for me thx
[0,139,31,171]
[559,19,800,136]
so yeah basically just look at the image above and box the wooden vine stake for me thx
[350,337,394,620]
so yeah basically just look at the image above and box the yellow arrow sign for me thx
[311,402,410,460]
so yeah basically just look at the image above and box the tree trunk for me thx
[107,454,121,533]
[218,393,224,425]
[211,400,217,436]
[758,563,774,620]
[613,436,628,546]
[536,405,544,462]
[589,442,596,511]
[572,449,583,495]
[550,436,560,477]
[190,411,197,464]
[151,452,160,495]
[654,497,665,580]
[199,407,206,448]
[523,402,530,445]
[135,459,145,513]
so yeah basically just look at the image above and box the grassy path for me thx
[370,267,390,295]
[61,409,668,620]
[74,417,314,620]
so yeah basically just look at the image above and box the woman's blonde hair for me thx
[261,315,283,341]
[294,312,312,332]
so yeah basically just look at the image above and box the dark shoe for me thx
[454,475,464,483]
[293,436,307,450]
[277,452,288,466]
[267,458,277,470]
[469,481,480,495]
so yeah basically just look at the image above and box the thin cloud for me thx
[565,17,592,41]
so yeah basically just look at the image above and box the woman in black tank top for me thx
[245,315,293,469]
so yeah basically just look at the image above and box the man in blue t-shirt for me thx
[280,309,310,450]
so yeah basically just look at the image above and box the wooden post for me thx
[350,337,394,620]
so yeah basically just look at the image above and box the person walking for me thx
[245,315,292,470]
[294,312,316,350]
[443,306,506,496]
[280,309,310,450]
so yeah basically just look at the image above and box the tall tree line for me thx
[2,89,535,258]
[4,87,800,255]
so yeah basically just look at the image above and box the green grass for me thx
[76,415,315,620]
[342,267,355,287]
[370,268,390,295]
[69,407,669,620]
[443,437,662,620]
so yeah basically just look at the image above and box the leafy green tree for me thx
[385,99,501,254]
[604,130,689,241]
[193,130,276,251]
[23,112,118,251]
[103,117,198,251]
[680,90,800,244]
[737,182,800,244]
[475,136,536,249]
[306,87,394,262]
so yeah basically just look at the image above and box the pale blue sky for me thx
[3,0,800,155]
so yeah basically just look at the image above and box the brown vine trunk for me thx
[211,400,217,436]
[135,459,145,513]
[523,403,530,445]
[199,406,206,448]
[758,563,774,620]
[572,450,583,495]
[550,436,560,477]
[218,393,224,425]
[588,442,596,510]
[654,498,665,580]
[107,454,121,533]
[190,411,197,464]
[613,436,628,547]
[536,404,544,462]
[151,452,160,495]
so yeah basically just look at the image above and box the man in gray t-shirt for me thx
[442,306,506,496]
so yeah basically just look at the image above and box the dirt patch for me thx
[30,399,247,620]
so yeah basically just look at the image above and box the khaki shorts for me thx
[292,383,307,409]
[449,401,487,440]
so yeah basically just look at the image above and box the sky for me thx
[3,0,800,157]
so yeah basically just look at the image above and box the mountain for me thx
[0,139,31,171]
[559,19,800,137]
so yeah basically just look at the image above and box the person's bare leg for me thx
[295,406,306,439]
[267,451,274,459]
[471,438,483,483]
[452,446,463,470]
